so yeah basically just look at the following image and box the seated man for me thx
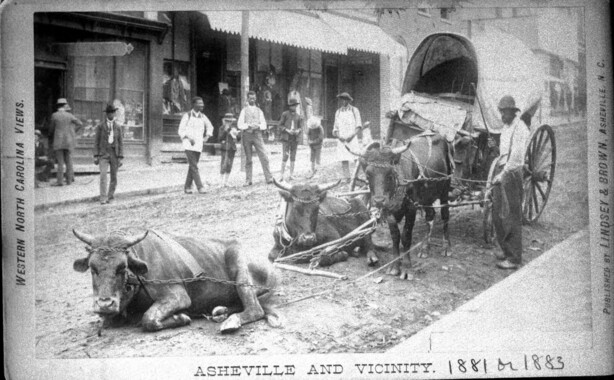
[35,129,54,187]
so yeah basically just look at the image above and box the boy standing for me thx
[278,98,303,181]
[307,116,324,177]
[218,113,240,187]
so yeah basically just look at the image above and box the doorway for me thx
[35,64,65,138]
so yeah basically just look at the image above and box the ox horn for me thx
[122,230,149,248]
[343,142,363,157]
[317,180,342,192]
[391,140,412,155]
[272,178,293,192]
[73,229,96,245]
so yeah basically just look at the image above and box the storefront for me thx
[34,12,168,166]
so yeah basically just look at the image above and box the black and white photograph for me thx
[2,0,612,379]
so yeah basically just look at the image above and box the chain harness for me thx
[273,193,379,268]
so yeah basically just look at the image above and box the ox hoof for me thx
[367,255,379,267]
[220,314,242,334]
[417,251,429,259]
[266,314,283,328]
[350,247,361,258]
[174,313,192,326]
[441,249,452,257]
[399,271,414,281]
[211,306,229,323]
[386,266,400,276]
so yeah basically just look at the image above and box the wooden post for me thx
[240,10,250,172]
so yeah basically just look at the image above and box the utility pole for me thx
[240,10,249,172]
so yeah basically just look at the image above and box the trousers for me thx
[492,166,524,264]
[55,149,74,184]
[241,131,272,182]
[99,146,119,201]
[184,150,204,190]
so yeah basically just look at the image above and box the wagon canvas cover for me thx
[402,26,543,133]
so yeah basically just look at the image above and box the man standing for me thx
[333,92,362,181]
[94,104,124,204]
[278,98,303,181]
[178,96,214,194]
[237,91,273,186]
[48,98,83,186]
[490,95,530,270]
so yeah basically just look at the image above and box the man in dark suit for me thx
[48,98,83,186]
[94,104,124,204]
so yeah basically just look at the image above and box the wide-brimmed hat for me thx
[336,92,353,102]
[497,95,520,111]
[288,98,300,106]
[104,104,118,113]
[56,98,68,105]
[222,112,236,121]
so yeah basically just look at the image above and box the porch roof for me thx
[203,10,347,54]
[318,12,406,57]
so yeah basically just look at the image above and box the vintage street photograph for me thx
[25,0,595,367]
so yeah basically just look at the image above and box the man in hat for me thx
[34,129,54,187]
[218,112,240,187]
[333,92,363,181]
[48,98,83,186]
[178,96,214,194]
[277,97,304,180]
[94,103,124,204]
[489,95,530,270]
[237,91,273,186]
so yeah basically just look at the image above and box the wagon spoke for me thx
[535,180,546,201]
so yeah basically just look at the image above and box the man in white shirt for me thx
[178,97,214,194]
[237,91,273,186]
[490,95,530,270]
[333,92,363,181]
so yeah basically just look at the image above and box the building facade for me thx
[34,9,404,167]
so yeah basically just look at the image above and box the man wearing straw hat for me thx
[48,98,83,186]
[490,95,530,270]
[333,92,362,181]
[94,103,124,204]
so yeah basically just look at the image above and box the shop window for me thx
[163,60,191,115]
[72,41,147,142]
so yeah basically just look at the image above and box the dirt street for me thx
[35,122,588,358]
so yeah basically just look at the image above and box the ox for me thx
[268,179,379,267]
[72,229,280,333]
[345,134,452,280]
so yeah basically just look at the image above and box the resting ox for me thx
[268,179,379,267]
[345,134,452,280]
[72,229,280,333]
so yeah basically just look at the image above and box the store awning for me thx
[319,12,405,57]
[203,10,347,54]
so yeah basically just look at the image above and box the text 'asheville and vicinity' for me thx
[14,100,27,286]
[597,60,612,316]
[193,354,564,377]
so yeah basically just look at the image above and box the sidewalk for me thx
[35,142,332,210]
[388,228,591,353]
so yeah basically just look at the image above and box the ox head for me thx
[345,141,411,209]
[273,179,341,250]
[73,229,149,316]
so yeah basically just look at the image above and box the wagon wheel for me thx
[350,161,371,207]
[523,124,556,224]
[482,160,498,244]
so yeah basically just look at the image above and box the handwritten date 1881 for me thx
[449,354,564,375]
